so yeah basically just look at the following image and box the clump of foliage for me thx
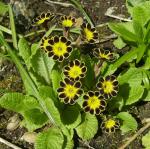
[0,0,150,148]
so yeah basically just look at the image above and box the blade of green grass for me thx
[69,0,94,26]
[0,34,56,126]
[8,4,17,49]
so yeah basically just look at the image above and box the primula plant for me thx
[0,0,150,148]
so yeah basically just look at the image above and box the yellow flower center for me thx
[103,81,113,93]
[84,28,94,41]
[52,42,67,56]
[105,119,115,128]
[64,85,78,98]
[87,96,100,109]
[69,66,82,79]
[100,53,109,59]
[62,19,73,27]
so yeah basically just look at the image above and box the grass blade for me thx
[69,0,94,26]
[8,4,17,49]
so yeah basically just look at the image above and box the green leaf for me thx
[121,84,144,105]
[133,21,144,43]
[108,22,137,44]
[142,131,150,149]
[18,38,31,67]
[0,2,8,16]
[0,93,49,131]
[75,113,98,140]
[133,1,150,27]
[31,50,55,85]
[0,93,39,112]
[126,0,147,15]
[143,91,150,101]
[61,104,81,129]
[117,112,138,133]
[118,67,143,85]
[118,67,144,105]
[136,44,147,63]
[39,86,62,126]
[51,69,62,96]
[35,127,64,149]
[22,109,48,131]
[113,37,126,49]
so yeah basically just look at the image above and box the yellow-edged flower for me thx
[57,78,83,104]
[82,91,107,115]
[101,118,120,133]
[96,75,119,99]
[93,48,114,62]
[60,15,76,29]
[81,23,99,43]
[63,59,87,81]
[40,36,72,62]
[32,12,54,26]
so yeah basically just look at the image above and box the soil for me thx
[0,0,150,149]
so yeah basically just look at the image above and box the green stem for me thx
[0,34,56,126]
[8,4,18,49]
[69,0,94,26]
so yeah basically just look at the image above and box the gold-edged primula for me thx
[57,78,83,105]
[97,75,119,99]
[81,23,99,43]
[63,59,87,81]
[41,36,72,62]
[101,118,120,133]
[32,11,54,26]
[93,48,114,62]
[82,91,107,115]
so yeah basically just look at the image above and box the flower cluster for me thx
[32,12,120,133]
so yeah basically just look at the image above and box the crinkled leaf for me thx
[118,67,143,85]
[18,38,31,65]
[35,127,64,149]
[61,104,81,129]
[75,113,98,140]
[22,109,48,131]
[142,131,150,149]
[51,69,62,96]
[0,93,39,112]
[0,92,48,131]
[31,49,55,84]
[117,112,138,133]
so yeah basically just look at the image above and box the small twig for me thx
[45,0,74,7]
[79,139,95,149]
[0,137,22,149]
[99,34,117,43]
[118,121,150,149]
[96,23,108,28]
[105,7,131,22]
